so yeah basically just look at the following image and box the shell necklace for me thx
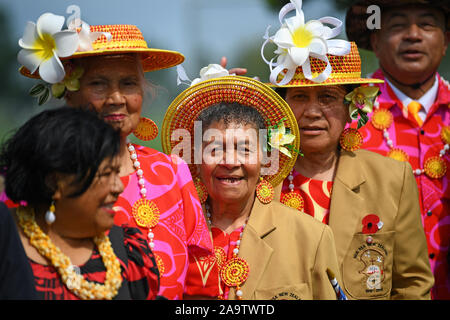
[127,143,164,274]
[281,169,305,211]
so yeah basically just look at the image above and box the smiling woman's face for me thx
[51,156,124,238]
[199,120,262,206]
[285,85,349,154]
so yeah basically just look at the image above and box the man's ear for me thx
[443,30,450,56]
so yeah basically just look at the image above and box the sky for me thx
[0,0,342,75]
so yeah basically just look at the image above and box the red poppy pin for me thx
[362,214,383,234]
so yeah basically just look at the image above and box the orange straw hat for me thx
[261,0,383,87]
[162,68,300,188]
[17,6,184,85]
[17,6,185,104]
[19,24,184,80]
[270,41,384,87]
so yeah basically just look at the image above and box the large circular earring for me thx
[256,177,274,204]
[133,117,159,141]
[339,128,362,151]
[45,201,56,225]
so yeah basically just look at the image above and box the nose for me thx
[106,85,126,106]
[111,172,124,196]
[403,23,422,42]
[302,102,323,119]
[219,148,241,168]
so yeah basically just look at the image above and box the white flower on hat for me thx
[261,0,351,86]
[17,12,79,84]
[191,64,230,86]
[177,63,231,87]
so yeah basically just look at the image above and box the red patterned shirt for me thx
[281,170,333,225]
[349,69,450,299]
[185,226,245,299]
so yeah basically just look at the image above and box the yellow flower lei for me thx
[17,206,122,300]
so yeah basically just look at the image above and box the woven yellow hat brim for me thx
[268,42,384,88]
[19,24,185,79]
[161,76,300,188]
[266,76,384,88]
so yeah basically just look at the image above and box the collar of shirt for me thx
[385,75,439,121]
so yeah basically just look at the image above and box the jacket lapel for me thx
[228,200,275,300]
[329,150,366,265]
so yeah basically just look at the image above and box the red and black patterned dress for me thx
[29,226,160,300]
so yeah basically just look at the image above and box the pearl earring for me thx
[45,202,56,225]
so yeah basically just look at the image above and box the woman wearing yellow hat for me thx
[261,0,434,299]
[162,68,342,300]
[12,6,212,299]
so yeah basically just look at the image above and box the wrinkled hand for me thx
[220,56,247,76]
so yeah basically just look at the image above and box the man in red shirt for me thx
[346,0,449,299]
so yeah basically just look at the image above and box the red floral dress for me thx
[348,70,450,299]
[30,226,159,300]
[112,144,213,299]
[281,170,333,225]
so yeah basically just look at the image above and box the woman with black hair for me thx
[0,107,160,300]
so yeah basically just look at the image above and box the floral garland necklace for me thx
[371,109,449,179]
[205,203,250,300]
[127,143,165,274]
[17,206,122,300]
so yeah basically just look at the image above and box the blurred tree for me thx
[0,5,40,145]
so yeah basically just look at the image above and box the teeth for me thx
[218,177,241,182]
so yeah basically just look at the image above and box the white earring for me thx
[45,202,56,225]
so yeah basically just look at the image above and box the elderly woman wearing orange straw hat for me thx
[261,0,434,299]
[10,5,213,299]
[162,66,343,300]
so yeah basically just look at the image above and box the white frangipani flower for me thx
[68,18,111,52]
[261,0,351,86]
[17,12,79,84]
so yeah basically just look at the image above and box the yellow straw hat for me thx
[20,24,184,79]
[161,75,300,188]
[261,0,383,87]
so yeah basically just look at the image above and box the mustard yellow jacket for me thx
[228,199,341,300]
[277,149,434,300]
